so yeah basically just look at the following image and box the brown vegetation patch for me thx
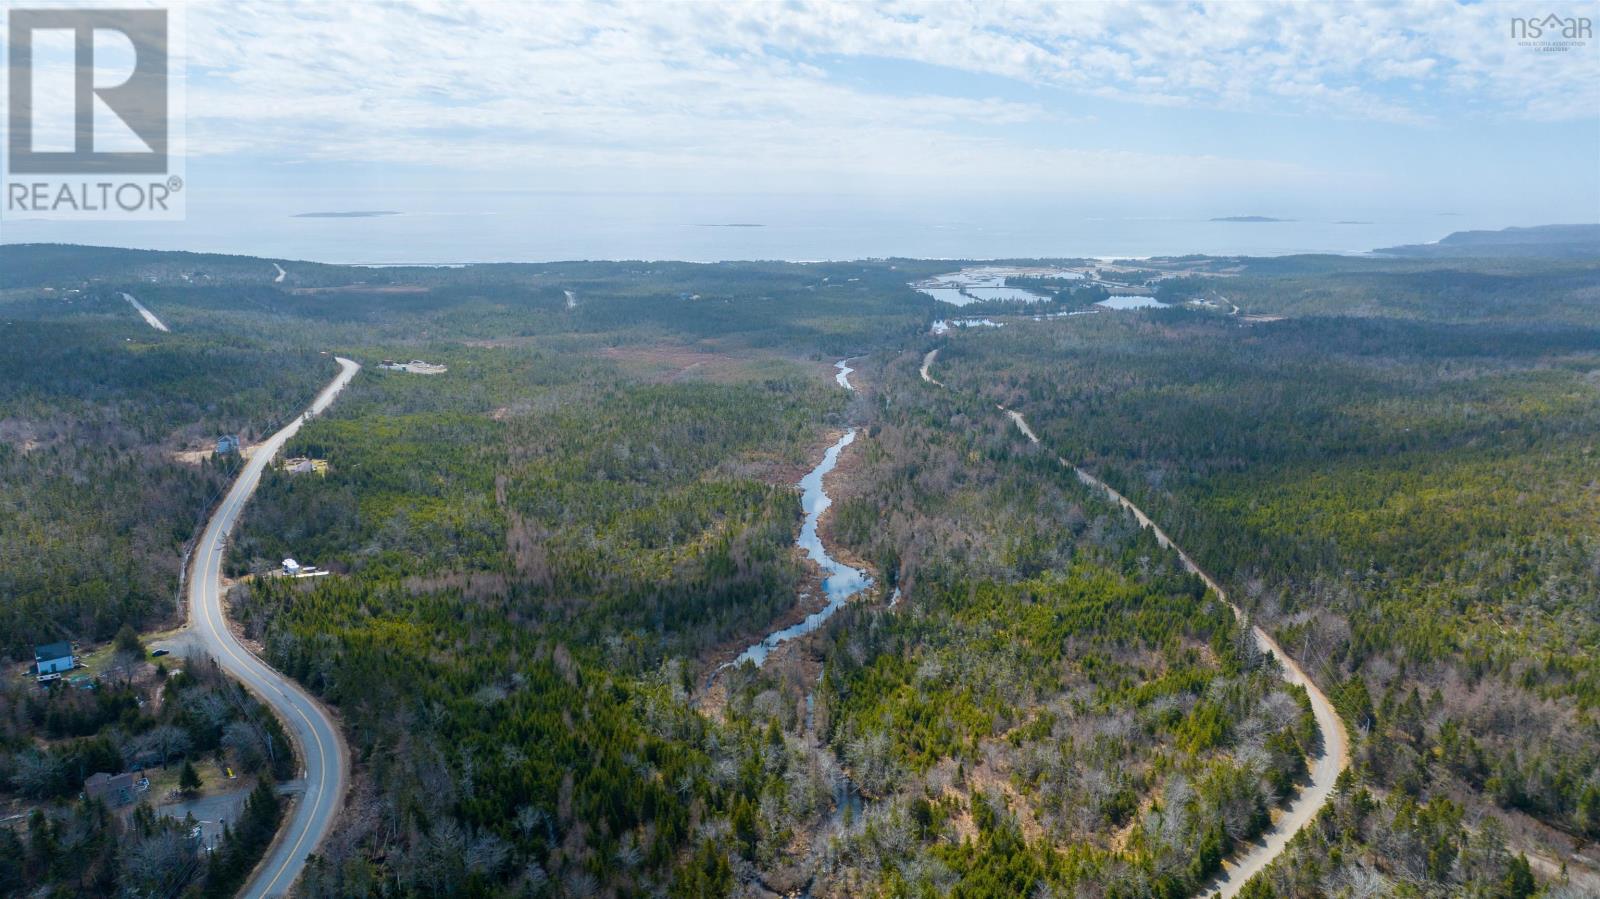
[695,564,831,691]
[401,571,511,601]
[816,434,876,577]
[597,343,756,384]
[288,285,429,295]
[0,418,52,453]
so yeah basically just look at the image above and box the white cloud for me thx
[173,0,1597,189]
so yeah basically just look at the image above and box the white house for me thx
[35,641,74,682]
[283,558,302,576]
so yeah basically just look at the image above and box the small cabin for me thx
[35,641,74,682]
[283,558,302,576]
[84,771,139,807]
[216,435,241,455]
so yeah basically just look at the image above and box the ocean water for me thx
[0,189,1512,264]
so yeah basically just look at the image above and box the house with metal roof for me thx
[34,642,74,682]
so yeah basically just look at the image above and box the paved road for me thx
[157,780,258,851]
[121,292,170,332]
[922,347,1349,898]
[187,356,358,898]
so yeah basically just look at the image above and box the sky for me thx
[3,0,1599,260]
[168,0,1600,217]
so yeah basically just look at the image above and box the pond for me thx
[1096,295,1171,310]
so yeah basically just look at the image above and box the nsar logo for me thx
[1510,13,1593,51]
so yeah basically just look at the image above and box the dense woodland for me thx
[223,355,852,895]
[800,356,1319,896]
[932,274,1600,894]
[0,310,327,657]
[1220,257,1600,326]
[0,243,1595,897]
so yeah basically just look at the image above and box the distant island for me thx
[1210,215,1290,223]
[695,223,765,228]
[293,211,402,218]
[1375,223,1600,259]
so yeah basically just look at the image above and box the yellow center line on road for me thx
[185,357,357,899]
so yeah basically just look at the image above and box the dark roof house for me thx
[84,771,137,807]
[35,642,74,681]
[35,641,72,662]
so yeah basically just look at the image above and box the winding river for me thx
[719,359,872,673]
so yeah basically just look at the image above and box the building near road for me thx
[283,558,330,578]
[84,771,146,807]
[216,434,241,455]
[378,359,448,374]
[34,642,74,682]
[281,456,328,475]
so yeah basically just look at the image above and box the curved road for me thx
[918,348,943,387]
[921,348,1349,898]
[187,356,359,898]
